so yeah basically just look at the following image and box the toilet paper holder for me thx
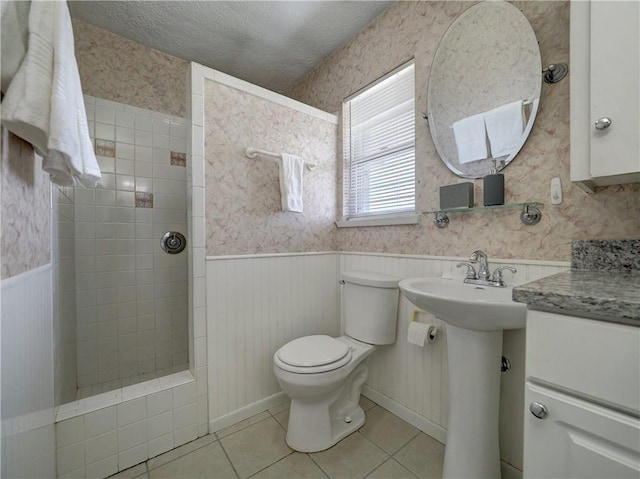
[410,308,438,343]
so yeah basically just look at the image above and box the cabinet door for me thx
[524,383,640,478]
[590,1,640,178]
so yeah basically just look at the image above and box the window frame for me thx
[338,60,418,228]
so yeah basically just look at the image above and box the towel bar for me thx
[245,147,316,171]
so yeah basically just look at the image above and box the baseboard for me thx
[208,392,288,433]
[362,385,447,444]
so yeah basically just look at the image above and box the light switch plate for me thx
[550,177,562,205]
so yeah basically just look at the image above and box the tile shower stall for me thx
[52,96,199,478]
[69,95,189,397]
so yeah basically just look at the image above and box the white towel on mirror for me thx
[1,1,101,187]
[452,112,488,164]
[279,153,304,213]
[484,100,524,158]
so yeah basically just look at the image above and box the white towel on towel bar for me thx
[451,112,488,164]
[279,153,304,213]
[484,100,524,158]
[1,1,101,187]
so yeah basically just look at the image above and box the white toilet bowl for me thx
[273,335,375,452]
[272,271,401,453]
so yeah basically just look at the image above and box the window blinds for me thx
[343,61,415,218]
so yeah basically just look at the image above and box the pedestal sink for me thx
[399,277,527,479]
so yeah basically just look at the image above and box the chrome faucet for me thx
[455,250,517,287]
[470,250,490,280]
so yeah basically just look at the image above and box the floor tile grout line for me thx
[145,434,219,472]
[387,428,422,457]
[217,435,244,479]
[368,456,419,479]
[245,450,296,479]
[215,411,274,440]
[387,433,438,479]
[267,409,288,433]
[306,451,332,479]
[356,431,393,479]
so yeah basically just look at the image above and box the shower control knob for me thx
[595,117,612,130]
[161,231,186,254]
[529,401,548,419]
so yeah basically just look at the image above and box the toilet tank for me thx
[342,271,400,345]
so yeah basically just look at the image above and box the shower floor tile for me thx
[76,363,189,400]
[107,399,445,479]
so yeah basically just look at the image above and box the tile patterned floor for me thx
[108,397,445,479]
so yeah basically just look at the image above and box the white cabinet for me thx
[523,310,640,478]
[570,1,640,192]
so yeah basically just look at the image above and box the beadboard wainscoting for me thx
[1,264,56,478]
[340,252,569,473]
[206,253,340,431]
[205,251,568,474]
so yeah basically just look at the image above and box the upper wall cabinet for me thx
[570,1,640,192]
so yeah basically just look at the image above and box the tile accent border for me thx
[170,151,187,167]
[94,139,116,157]
[134,191,153,208]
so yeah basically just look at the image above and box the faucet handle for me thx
[456,262,477,279]
[491,266,517,285]
[469,250,486,263]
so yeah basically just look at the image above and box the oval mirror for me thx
[427,1,542,178]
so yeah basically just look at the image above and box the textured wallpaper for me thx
[289,1,640,261]
[204,80,337,255]
[73,20,189,117]
[1,129,51,279]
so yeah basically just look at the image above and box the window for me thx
[341,61,415,223]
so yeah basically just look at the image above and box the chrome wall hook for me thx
[543,63,568,83]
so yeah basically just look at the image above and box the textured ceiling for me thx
[68,1,394,94]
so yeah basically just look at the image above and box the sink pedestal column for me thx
[443,323,503,479]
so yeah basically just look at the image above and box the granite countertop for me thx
[512,269,640,326]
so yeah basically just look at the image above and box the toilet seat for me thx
[275,335,353,374]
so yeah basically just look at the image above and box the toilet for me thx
[273,271,400,452]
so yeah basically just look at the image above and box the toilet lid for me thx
[277,335,350,368]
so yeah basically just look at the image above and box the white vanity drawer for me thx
[526,310,640,413]
[524,382,640,478]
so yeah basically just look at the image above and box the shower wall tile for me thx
[56,373,197,476]
[76,96,189,389]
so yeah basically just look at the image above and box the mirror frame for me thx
[426,1,542,178]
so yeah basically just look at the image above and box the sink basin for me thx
[399,277,526,331]
[399,276,527,477]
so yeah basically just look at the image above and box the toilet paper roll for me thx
[407,321,429,347]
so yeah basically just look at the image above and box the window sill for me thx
[336,212,420,228]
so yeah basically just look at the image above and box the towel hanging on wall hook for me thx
[542,63,568,83]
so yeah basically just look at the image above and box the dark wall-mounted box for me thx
[439,182,474,209]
